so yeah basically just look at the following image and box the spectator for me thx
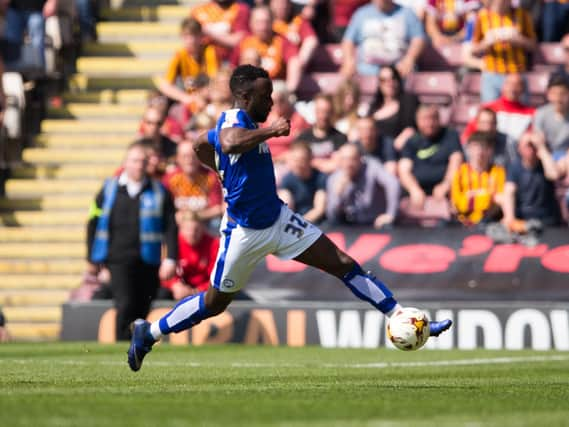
[0,308,9,342]
[190,0,250,62]
[425,0,480,47]
[451,131,506,226]
[334,79,361,140]
[263,80,310,162]
[87,142,178,340]
[204,66,233,122]
[296,93,347,174]
[3,0,57,70]
[541,0,569,42]
[560,34,569,78]
[278,141,327,223]
[162,140,224,222]
[534,74,569,162]
[366,64,419,152]
[326,143,400,228]
[340,0,426,78]
[398,105,463,224]
[157,18,219,107]
[290,0,331,42]
[463,107,515,167]
[270,0,319,73]
[502,131,562,228]
[139,106,178,162]
[159,211,219,301]
[330,0,368,41]
[146,92,184,143]
[471,0,536,103]
[353,116,398,176]
[75,0,97,42]
[234,6,302,92]
[462,73,535,144]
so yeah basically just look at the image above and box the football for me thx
[387,307,430,351]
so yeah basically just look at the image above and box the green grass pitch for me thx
[1,343,568,427]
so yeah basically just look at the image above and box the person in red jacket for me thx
[159,211,220,301]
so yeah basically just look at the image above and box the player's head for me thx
[229,64,273,123]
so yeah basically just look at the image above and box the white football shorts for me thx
[211,204,322,293]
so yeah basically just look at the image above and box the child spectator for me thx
[159,211,219,301]
[157,18,219,107]
[451,131,505,226]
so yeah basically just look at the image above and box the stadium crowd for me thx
[83,0,569,306]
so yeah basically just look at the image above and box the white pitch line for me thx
[0,355,568,369]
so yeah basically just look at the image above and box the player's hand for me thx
[270,117,291,137]
[159,259,177,281]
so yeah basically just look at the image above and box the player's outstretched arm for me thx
[219,117,290,154]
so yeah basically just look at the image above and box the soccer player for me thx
[127,65,452,371]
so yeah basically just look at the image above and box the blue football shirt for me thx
[207,108,283,229]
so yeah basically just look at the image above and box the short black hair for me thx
[547,73,569,90]
[229,65,270,99]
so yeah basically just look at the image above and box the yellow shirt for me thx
[164,45,218,88]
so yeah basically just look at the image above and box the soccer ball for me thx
[387,307,430,351]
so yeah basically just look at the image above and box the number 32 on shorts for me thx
[284,214,308,238]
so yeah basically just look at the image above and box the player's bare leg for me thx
[294,234,452,336]
[127,287,234,372]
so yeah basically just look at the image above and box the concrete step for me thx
[13,164,117,179]
[97,22,178,41]
[0,227,84,242]
[0,243,85,258]
[0,195,92,210]
[0,260,84,274]
[77,57,168,77]
[63,89,149,104]
[0,290,69,306]
[35,134,132,148]
[83,41,178,57]
[6,323,60,340]
[0,211,87,226]
[48,103,145,119]
[100,5,189,21]
[68,74,156,91]
[42,119,139,134]
[6,179,101,195]
[23,147,124,164]
[3,306,62,322]
[0,274,80,289]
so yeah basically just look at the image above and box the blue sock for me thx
[342,263,399,315]
[151,292,212,338]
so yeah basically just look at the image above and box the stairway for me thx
[0,0,203,340]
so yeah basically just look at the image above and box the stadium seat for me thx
[307,44,343,73]
[449,101,479,133]
[526,71,549,107]
[405,72,458,105]
[533,43,565,71]
[296,72,345,100]
[417,43,464,71]
[459,72,481,103]
[356,74,378,103]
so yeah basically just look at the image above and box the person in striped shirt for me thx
[451,131,505,226]
[471,0,536,103]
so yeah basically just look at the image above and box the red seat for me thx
[526,71,549,107]
[405,72,458,105]
[306,44,343,73]
[534,43,565,67]
[459,72,481,103]
[296,72,344,100]
[417,43,464,71]
[450,101,479,128]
